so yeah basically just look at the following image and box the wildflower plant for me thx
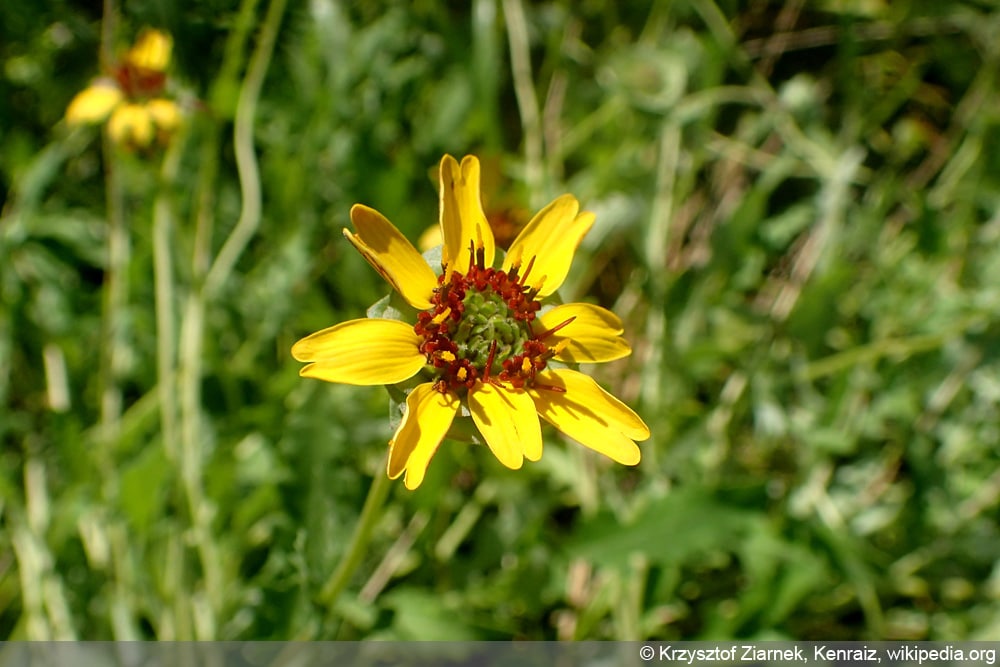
[65,28,181,148]
[293,155,650,489]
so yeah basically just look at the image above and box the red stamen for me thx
[518,255,536,286]
[475,227,486,268]
[483,339,498,383]
[536,315,576,341]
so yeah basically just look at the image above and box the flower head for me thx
[65,29,181,149]
[293,155,650,489]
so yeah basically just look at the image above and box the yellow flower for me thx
[107,103,154,147]
[293,155,650,490]
[125,29,172,72]
[65,80,125,124]
[417,154,529,253]
[64,28,181,148]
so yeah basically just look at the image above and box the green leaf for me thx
[568,487,755,570]
[383,588,484,640]
[119,444,171,532]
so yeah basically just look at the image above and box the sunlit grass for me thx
[3,0,1000,641]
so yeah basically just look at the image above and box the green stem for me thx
[153,128,186,463]
[153,129,187,638]
[204,0,287,299]
[96,0,138,641]
[98,133,127,451]
[99,0,116,70]
[192,126,221,281]
[318,460,392,608]
[190,0,258,280]
[172,0,287,635]
[177,117,220,643]
[177,291,219,636]
[502,0,545,207]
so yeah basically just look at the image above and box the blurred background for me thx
[3,0,1000,641]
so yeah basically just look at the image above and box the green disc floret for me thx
[452,289,531,374]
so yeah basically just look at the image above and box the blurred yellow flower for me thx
[64,28,181,148]
[65,81,124,123]
[107,103,154,147]
[293,155,649,490]
[125,29,172,72]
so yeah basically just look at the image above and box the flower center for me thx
[414,250,565,394]
[452,287,530,374]
[115,64,167,99]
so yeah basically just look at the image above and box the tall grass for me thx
[2,0,1000,640]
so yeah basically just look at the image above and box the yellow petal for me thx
[504,194,594,297]
[65,82,123,124]
[147,98,181,132]
[553,335,631,364]
[127,29,172,72]
[527,369,648,465]
[292,318,425,385]
[108,103,154,147]
[540,302,624,334]
[345,205,438,310]
[388,383,459,490]
[468,382,542,467]
[537,303,631,363]
[439,155,495,275]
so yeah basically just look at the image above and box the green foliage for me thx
[3,0,1000,642]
